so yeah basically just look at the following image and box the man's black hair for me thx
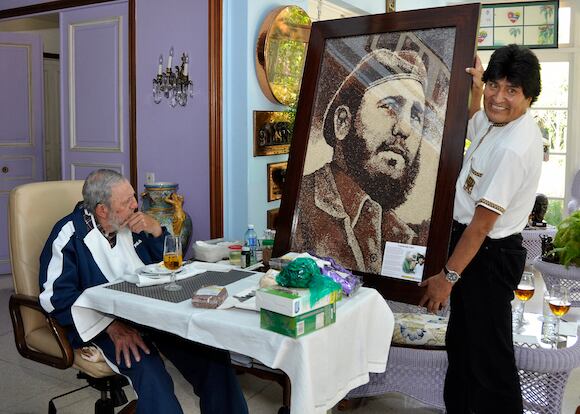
[482,44,541,104]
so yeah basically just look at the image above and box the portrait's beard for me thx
[343,129,421,211]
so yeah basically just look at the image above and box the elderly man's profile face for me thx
[354,78,425,180]
[107,180,138,231]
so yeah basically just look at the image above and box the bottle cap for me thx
[262,239,274,246]
[248,224,254,229]
[242,246,250,251]
[229,244,242,250]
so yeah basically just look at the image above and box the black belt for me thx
[452,219,523,249]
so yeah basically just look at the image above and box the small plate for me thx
[136,263,183,277]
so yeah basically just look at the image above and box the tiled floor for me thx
[1,272,578,414]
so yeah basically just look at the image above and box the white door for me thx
[59,2,129,180]
[0,32,43,275]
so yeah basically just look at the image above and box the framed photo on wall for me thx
[267,208,280,231]
[267,161,287,202]
[253,111,294,156]
[477,1,558,50]
[272,4,480,304]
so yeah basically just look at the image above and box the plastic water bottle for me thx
[244,224,259,265]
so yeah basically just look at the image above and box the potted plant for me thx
[542,210,580,268]
[533,210,580,306]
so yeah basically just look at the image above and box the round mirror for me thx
[256,5,311,106]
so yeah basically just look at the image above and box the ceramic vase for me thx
[141,182,192,251]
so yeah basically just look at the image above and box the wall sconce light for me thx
[153,47,193,107]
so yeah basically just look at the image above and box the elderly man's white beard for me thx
[108,212,126,233]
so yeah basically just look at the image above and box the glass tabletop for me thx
[515,312,578,349]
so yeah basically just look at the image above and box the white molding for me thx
[0,42,33,147]
[70,162,124,180]
[0,155,35,181]
[68,16,123,153]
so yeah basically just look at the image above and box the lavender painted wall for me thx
[1,0,211,257]
[136,0,210,255]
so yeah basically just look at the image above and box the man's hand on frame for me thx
[418,271,452,314]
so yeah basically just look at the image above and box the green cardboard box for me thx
[256,284,342,317]
[260,303,337,338]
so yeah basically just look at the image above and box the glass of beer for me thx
[549,284,571,344]
[513,271,535,330]
[163,235,183,291]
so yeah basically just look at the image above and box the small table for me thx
[514,313,580,414]
[348,312,580,414]
[522,225,557,265]
[71,269,394,414]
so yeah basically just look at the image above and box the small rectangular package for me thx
[256,284,341,317]
[191,285,228,309]
[260,303,336,338]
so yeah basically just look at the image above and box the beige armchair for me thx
[8,180,135,414]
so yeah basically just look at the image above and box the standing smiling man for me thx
[420,44,543,413]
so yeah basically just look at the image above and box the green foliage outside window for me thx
[545,199,563,226]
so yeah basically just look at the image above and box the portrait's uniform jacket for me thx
[39,202,167,347]
[294,164,420,274]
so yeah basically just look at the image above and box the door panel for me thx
[0,32,43,274]
[60,2,128,181]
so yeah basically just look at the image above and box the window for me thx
[531,61,569,225]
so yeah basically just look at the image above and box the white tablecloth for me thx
[71,272,394,414]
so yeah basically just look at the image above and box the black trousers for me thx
[444,221,526,414]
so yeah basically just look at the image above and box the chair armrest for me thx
[9,293,75,369]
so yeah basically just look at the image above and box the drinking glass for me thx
[163,235,183,291]
[513,271,535,330]
[548,284,571,345]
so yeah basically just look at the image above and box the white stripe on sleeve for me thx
[39,221,76,313]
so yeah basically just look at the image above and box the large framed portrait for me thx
[273,4,480,304]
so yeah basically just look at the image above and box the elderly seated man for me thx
[39,169,248,414]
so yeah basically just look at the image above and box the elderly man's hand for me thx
[418,271,452,314]
[106,320,150,368]
[123,211,162,237]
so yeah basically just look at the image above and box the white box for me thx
[193,238,238,263]
[256,285,341,317]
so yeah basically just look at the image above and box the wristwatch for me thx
[444,266,461,284]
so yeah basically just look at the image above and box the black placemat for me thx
[105,270,254,303]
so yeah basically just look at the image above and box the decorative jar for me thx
[141,182,192,251]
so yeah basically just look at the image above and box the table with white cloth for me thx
[71,268,394,414]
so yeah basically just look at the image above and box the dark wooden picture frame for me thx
[477,1,558,50]
[267,161,287,202]
[273,4,480,304]
[253,111,293,156]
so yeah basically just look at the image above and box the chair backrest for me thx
[9,180,84,298]
[8,180,120,378]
